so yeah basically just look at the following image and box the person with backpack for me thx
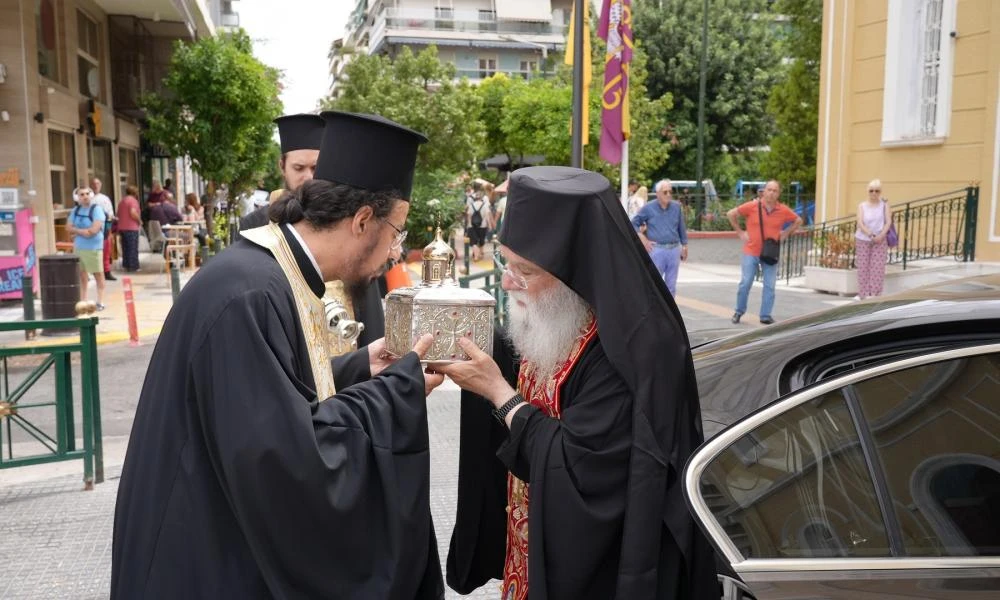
[67,185,107,310]
[466,185,492,262]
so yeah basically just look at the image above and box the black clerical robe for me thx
[239,207,386,346]
[450,334,646,599]
[112,229,443,599]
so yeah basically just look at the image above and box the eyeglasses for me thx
[869,188,881,193]
[381,218,407,250]
[494,251,528,290]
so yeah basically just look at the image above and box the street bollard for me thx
[463,234,471,275]
[122,276,140,346]
[200,245,209,266]
[22,274,36,340]
[169,258,182,302]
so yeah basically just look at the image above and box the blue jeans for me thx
[735,253,777,319]
[650,245,682,296]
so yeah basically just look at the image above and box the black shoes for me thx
[731,312,742,324]
[105,271,117,281]
[760,317,775,325]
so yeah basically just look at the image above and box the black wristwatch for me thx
[493,394,525,424]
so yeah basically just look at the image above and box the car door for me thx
[685,344,1000,600]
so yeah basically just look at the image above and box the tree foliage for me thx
[479,41,672,187]
[323,46,485,174]
[633,0,782,186]
[141,30,281,198]
[760,0,823,192]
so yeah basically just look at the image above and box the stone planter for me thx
[804,265,857,296]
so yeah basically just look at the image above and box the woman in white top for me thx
[855,179,892,299]
[626,185,647,218]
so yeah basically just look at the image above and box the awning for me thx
[495,0,553,23]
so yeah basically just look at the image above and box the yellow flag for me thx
[565,1,591,144]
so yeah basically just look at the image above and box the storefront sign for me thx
[0,169,19,187]
[0,266,25,293]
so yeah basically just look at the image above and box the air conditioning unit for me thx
[0,188,19,209]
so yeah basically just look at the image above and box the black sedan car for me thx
[684,274,1000,599]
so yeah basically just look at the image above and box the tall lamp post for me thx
[695,0,709,229]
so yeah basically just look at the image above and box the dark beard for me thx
[344,235,382,300]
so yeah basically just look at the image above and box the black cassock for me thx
[240,206,386,346]
[449,334,650,599]
[112,228,443,599]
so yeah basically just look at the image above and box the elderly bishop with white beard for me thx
[434,167,717,600]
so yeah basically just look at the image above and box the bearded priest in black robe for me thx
[112,112,445,599]
[436,167,717,600]
[241,112,387,347]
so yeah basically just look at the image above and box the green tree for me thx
[491,42,672,188]
[634,0,782,185]
[141,30,282,205]
[760,0,823,192]
[323,45,485,174]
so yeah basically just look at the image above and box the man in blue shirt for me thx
[632,179,688,296]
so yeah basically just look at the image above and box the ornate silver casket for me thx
[384,228,495,363]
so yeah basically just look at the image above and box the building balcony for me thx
[369,7,565,56]
[455,68,553,82]
[383,7,565,36]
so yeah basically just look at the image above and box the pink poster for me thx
[0,208,39,300]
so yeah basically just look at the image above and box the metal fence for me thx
[0,318,104,489]
[777,186,979,282]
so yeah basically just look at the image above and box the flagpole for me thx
[620,140,629,209]
[570,0,585,168]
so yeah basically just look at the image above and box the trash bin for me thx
[39,254,81,336]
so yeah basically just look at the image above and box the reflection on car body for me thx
[685,274,1000,599]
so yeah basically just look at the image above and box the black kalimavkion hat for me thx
[315,111,428,200]
[274,114,325,154]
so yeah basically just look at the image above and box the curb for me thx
[0,326,162,349]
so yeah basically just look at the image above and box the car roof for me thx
[692,273,1000,438]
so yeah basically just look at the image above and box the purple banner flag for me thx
[598,0,633,164]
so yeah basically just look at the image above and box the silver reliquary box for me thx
[384,228,495,363]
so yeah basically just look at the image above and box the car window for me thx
[699,390,891,559]
[850,353,1000,557]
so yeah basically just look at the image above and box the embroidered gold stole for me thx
[241,223,338,401]
[501,317,598,600]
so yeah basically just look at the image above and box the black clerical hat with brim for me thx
[315,111,428,200]
[274,114,324,153]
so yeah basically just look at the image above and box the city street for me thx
[0,269,850,599]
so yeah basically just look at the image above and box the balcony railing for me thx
[455,68,550,81]
[775,186,979,283]
[382,8,565,36]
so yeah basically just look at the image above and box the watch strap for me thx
[493,393,525,423]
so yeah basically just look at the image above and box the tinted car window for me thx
[700,392,891,559]
[851,353,1000,557]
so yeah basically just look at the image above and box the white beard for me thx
[507,280,592,381]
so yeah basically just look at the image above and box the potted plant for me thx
[805,230,857,295]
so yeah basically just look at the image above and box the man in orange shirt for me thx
[726,179,802,325]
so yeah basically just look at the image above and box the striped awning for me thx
[495,0,552,23]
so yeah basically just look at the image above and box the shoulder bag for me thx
[758,200,781,265]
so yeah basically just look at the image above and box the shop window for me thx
[48,130,76,209]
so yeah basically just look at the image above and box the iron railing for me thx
[777,186,979,282]
[0,318,104,489]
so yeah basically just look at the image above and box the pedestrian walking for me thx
[728,179,802,325]
[67,185,107,310]
[117,185,142,272]
[632,179,688,296]
[90,178,117,281]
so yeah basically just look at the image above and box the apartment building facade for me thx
[331,0,572,96]
[0,0,222,256]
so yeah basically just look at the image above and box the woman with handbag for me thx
[855,179,892,299]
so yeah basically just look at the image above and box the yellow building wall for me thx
[817,0,1000,261]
